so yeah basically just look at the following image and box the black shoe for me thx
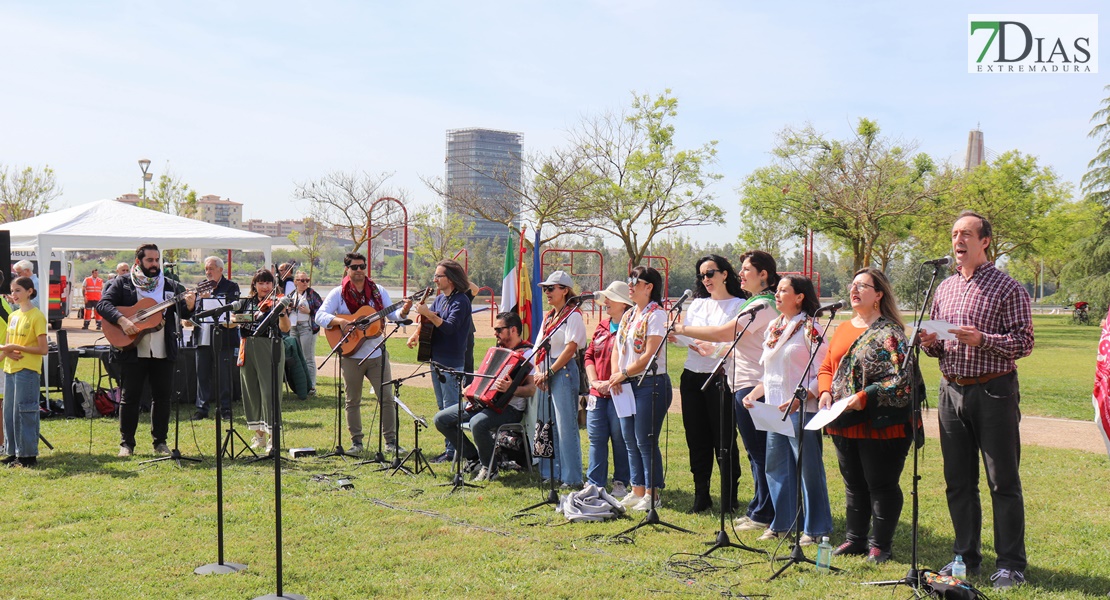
[82,323,89,329]
[430,452,454,464]
[866,547,892,564]
[0,455,16,465]
[220,409,232,420]
[832,540,868,557]
[191,410,208,421]
[687,489,713,514]
[10,457,36,468]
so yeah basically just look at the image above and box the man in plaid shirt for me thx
[919,211,1034,590]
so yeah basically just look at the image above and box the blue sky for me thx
[1,1,1104,246]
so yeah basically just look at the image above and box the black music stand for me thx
[614,304,694,538]
[387,369,434,476]
[697,312,767,558]
[767,312,841,582]
[862,262,945,594]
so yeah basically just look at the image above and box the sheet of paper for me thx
[612,384,637,418]
[747,401,795,437]
[919,320,958,342]
[670,334,699,347]
[805,397,853,431]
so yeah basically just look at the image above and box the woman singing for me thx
[818,267,920,564]
[583,281,634,498]
[745,275,831,544]
[239,269,291,452]
[608,266,672,511]
[534,270,586,487]
[671,254,745,513]
[675,250,779,528]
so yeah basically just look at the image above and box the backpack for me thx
[93,388,119,417]
[73,379,95,418]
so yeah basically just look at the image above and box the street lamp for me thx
[138,158,152,200]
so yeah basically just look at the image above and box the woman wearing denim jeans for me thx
[1,277,48,468]
[608,266,672,512]
[743,275,832,544]
[533,270,586,487]
[583,281,633,497]
[287,271,323,395]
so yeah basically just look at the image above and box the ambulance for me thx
[10,250,74,330]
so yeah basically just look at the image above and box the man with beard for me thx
[98,243,197,457]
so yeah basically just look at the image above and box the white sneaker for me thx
[734,516,771,531]
[251,435,265,450]
[611,481,629,499]
[631,494,661,512]
[472,467,490,482]
[620,493,644,508]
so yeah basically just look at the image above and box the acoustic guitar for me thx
[415,286,437,363]
[102,280,217,350]
[323,287,432,358]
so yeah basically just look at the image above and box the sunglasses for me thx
[699,269,722,280]
[295,279,310,283]
[627,276,641,287]
[347,264,367,271]
[541,285,565,293]
[493,326,508,334]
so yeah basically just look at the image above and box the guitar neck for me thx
[133,286,202,321]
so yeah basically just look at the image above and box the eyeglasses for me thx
[433,273,446,279]
[627,277,641,287]
[294,279,310,283]
[699,269,721,280]
[541,285,565,293]
[347,264,367,271]
[849,282,875,291]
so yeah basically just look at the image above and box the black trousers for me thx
[118,358,175,449]
[831,434,912,552]
[195,345,235,413]
[938,371,1026,571]
[679,370,741,500]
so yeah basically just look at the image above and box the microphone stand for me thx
[140,309,201,468]
[698,311,767,557]
[356,321,406,469]
[516,301,580,513]
[432,363,493,493]
[317,321,362,460]
[615,303,694,537]
[196,315,247,576]
[768,311,841,581]
[862,263,944,594]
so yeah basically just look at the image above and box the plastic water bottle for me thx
[815,536,833,573]
[951,554,966,578]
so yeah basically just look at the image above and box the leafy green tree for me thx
[1081,83,1110,206]
[410,205,473,283]
[0,164,61,222]
[573,90,724,265]
[762,118,950,272]
[736,166,801,259]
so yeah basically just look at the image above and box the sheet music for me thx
[805,397,853,431]
[612,384,637,418]
[920,320,958,342]
[747,401,795,437]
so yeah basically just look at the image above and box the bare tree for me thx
[0,164,61,222]
[293,170,400,251]
[144,165,196,218]
[571,90,724,265]
[423,145,597,248]
[410,205,473,275]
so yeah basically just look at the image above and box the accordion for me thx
[464,346,534,413]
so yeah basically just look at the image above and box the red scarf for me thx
[341,276,384,313]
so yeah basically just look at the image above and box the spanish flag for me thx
[499,227,534,341]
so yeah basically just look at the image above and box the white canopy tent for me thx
[3,199,273,395]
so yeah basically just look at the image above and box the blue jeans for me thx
[538,361,583,485]
[765,411,833,537]
[619,373,672,489]
[431,364,463,456]
[734,386,774,524]
[434,404,523,467]
[586,395,630,487]
[3,369,40,458]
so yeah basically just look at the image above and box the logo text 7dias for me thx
[968,14,1097,74]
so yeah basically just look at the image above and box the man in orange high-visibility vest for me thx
[83,268,104,330]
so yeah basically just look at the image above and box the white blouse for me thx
[616,303,669,376]
[759,313,827,413]
[682,296,744,373]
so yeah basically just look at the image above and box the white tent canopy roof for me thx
[5,199,273,255]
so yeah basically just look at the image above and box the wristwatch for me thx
[621,368,630,381]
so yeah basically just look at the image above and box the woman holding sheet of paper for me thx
[816,267,922,564]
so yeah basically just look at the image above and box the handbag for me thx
[533,420,554,458]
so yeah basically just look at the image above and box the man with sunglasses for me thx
[316,252,403,455]
[434,312,535,481]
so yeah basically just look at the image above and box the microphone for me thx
[568,291,600,305]
[923,256,951,266]
[670,289,693,312]
[396,318,414,326]
[193,298,246,319]
[815,300,845,316]
[736,302,769,319]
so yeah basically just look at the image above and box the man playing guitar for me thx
[432,312,535,482]
[315,252,404,454]
[97,243,197,458]
[406,259,472,463]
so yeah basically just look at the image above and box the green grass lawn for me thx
[16,314,1102,598]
